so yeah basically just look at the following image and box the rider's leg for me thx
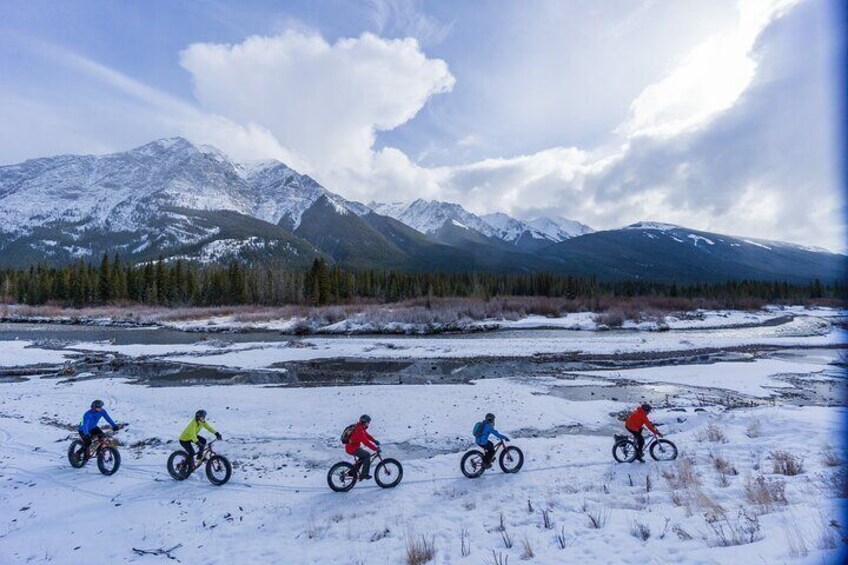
[79,430,93,450]
[354,448,371,479]
[482,441,495,465]
[196,436,207,459]
[630,429,645,460]
[179,440,196,461]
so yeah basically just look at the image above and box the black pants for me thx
[353,448,371,478]
[180,436,207,461]
[481,441,495,464]
[628,428,645,458]
[79,426,104,450]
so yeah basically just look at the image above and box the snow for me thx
[687,234,715,246]
[59,314,844,370]
[527,216,595,240]
[571,354,840,398]
[0,340,71,367]
[0,356,844,563]
[625,221,680,231]
[744,239,773,250]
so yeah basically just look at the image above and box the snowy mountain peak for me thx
[369,199,496,237]
[625,221,681,231]
[527,216,595,240]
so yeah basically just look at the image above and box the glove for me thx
[113,423,122,431]
[215,432,222,440]
[502,436,510,442]
[376,447,382,453]
[373,439,381,446]
[657,432,664,438]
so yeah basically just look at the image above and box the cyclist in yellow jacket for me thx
[179,410,222,461]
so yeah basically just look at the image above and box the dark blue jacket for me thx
[475,421,506,446]
[79,409,117,434]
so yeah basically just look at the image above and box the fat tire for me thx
[205,455,232,486]
[68,440,86,468]
[499,446,524,474]
[613,439,637,463]
[97,447,121,475]
[460,449,486,479]
[649,439,678,461]
[167,451,191,480]
[327,461,357,492]
[374,458,403,488]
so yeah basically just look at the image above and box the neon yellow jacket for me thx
[179,418,217,442]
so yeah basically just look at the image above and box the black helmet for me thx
[485,413,495,422]
[91,399,104,409]
[359,414,371,423]
[195,409,207,419]
[641,403,652,413]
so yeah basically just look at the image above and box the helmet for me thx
[195,409,207,419]
[641,403,652,413]
[485,413,495,422]
[91,399,104,409]
[359,414,371,423]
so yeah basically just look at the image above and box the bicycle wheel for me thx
[327,462,357,492]
[167,451,191,480]
[499,446,524,474]
[68,440,86,468]
[649,439,678,461]
[374,458,403,488]
[612,439,637,463]
[97,447,121,475]
[206,455,232,486]
[460,450,486,479]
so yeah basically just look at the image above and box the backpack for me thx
[340,423,357,445]
[473,421,485,439]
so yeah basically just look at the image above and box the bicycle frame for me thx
[187,439,219,472]
[83,433,116,459]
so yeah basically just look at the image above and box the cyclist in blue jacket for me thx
[78,399,120,449]
[475,413,509,468]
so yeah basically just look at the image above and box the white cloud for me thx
[179,31,454,188]
[617,0,800,139]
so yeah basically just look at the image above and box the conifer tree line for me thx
[0,254,841,307]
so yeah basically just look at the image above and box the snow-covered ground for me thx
[4,304,842,336]
[0,315,845,563]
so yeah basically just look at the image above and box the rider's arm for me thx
[201,421,217,435]
[490,427,507,441]
[645,419,660,435]
[102,410,118,429]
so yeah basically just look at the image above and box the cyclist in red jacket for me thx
[345,414,381,480]
[625,403,662,462]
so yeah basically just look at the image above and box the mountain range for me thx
[0,138,843,283]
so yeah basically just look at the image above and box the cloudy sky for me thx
[0,0,844,250]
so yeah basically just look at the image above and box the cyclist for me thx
[474,413,509,468]
[78,399,121,449]
[625,403,662,463]
[345,414,380,480]
[179,410,222,462]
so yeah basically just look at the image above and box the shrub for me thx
[744,475,787,513]
[703,508,762,547]
[821,445,843,467]
[630,521,651,541]
[745,418,762,438]
[704,424,727,443]
[771,450,804,476]
[405,535,435,565]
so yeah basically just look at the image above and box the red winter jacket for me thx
[345,422,378,455]
[625,406,659,435]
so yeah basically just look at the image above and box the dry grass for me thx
[519,536,535,560]
[582,504,611,529]
[744,475,787,513]
[745,418,762,439]
[405,535,436,565]
[702,508,763,547]
[821,445,843,467]
[630,520,651,541]
[555,526,574,550]
[702,424,727,443]
[771,450,804,476]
